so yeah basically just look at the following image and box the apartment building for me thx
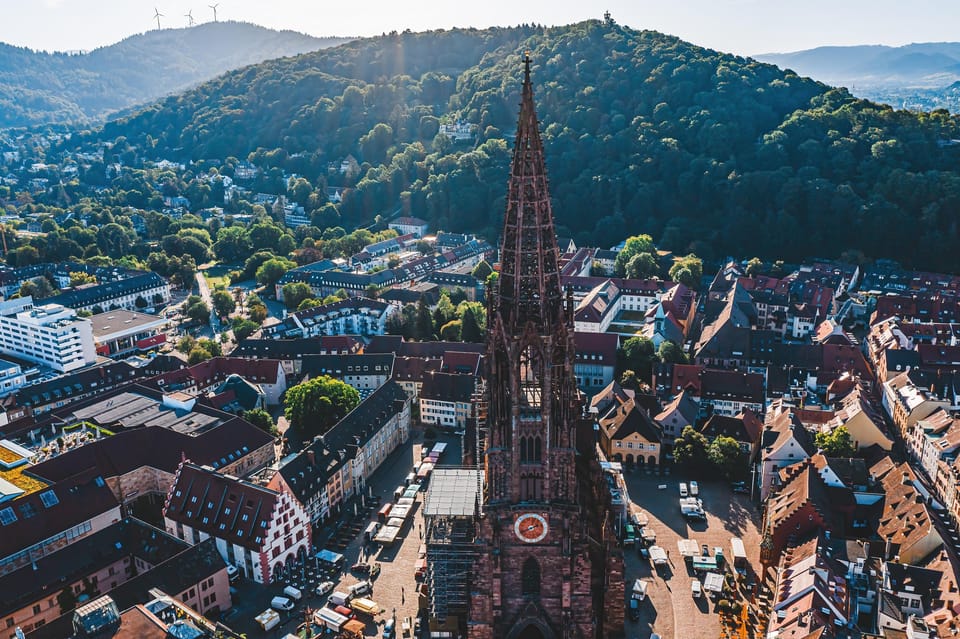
[0,297,95,372]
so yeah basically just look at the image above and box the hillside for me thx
[0,21,349,127]
[65,21,960,272]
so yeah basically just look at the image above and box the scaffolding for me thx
[424,468,482,625]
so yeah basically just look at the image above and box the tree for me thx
[657,340,687,364]
[297,297,321,311]
[460,306,483,342]
[281,282,315,310]
[590,261,608,277]
[232,318,259,341]
[185,296,211,324]
[814,426,856,457]
[176,335,197,354]
[439,319,462,341]
[20,276,56,300]
[211,290,236,318]
[745,257,764,277]
[69,271,97,287]
[249,223,284,253]
[471,260,493,280]
[415,297,434,340]
[255,257,295,289]
[614,234,655,277]
[670,254,703,288]
[625,252,660,279]
[214,226,252,263]
[708,436,746,479]
[673,426,710,471]
[243,408,277,436]
[616,336,656,382]
[197,338,222,357]
[619,369,639,390]
[188,346,213,365]
[284,375,360,437]
[248,303,268,323]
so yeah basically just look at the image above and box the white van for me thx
[691,579,702,598]
[226,564,239,583]
[328,591,352,608]
[271,596,295,611]
[348,580,373,598]
[283,585,302,601]
[679,482,688,497]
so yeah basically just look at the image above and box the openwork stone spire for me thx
[496,53,564,334]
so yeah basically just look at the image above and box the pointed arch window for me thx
[519,345,543,414]
[522,557,541,597]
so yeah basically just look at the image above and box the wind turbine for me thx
[185,9,194,26]
[209,3,219,22]
[153,7,163,30]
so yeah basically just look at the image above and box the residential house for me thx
[694,281,755,369]
[883,371,951,437]
[573,332,618,395]
[758,400,818,500]
[698,409,762,455]
[45,272,170,313]
[419,371,475,431]
[906,408,960,482]
[323,380,410,497]
[263,297,395,339]
[163,462,310,584]
[874,461,943,566]
[272,440,348,526]
[597,397,662,466]
[824,382,894,451]
[653,389,700,443]
[300,353,395,397]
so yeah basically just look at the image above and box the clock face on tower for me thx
[514,513,549,543]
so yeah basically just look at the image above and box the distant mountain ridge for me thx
[0,21,350,128]
[755,42,960,88]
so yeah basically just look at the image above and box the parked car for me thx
[351,562,372,574]
[628,598,640,621]
[383,618,396,638]
[731,481,750,494]
[689,481,699,496]
[679,482,688,497]
[315,581,335,598]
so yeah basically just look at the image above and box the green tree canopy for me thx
[657,340,687,364]
[616,336,656,382]
[211,289,236,318]
[284,375,360,438]
[708,435,747,480]
[814,426,857,457]
[673,425,710,471]
[243,408,277,436]
[256,257,296,288]
[614,234,655,277]
[281,281,315,310]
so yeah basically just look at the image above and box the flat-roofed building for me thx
[89,310,167,357]
[0,297,95,372]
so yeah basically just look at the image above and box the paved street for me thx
[622,470,764,639]
[226,431,461,637]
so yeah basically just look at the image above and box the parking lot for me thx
[226,431,460,637]
[621,470,764,639]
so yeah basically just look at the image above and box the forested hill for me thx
[0,22,348,127]
[74,21,960,271]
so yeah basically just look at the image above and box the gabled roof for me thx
[163,462,279,552]
[877,462,941,563]
[765,463,835,533]
[654,388,700,426]
[599,398,662,444]
[762,404,817,458]
[322,380,409,454]
[278,440,347,506]
[301,353,395,379]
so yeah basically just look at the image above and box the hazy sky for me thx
[1,0,958,56]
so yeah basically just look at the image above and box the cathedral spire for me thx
[496,53,564,335]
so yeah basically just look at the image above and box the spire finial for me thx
[523,51,531,85]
